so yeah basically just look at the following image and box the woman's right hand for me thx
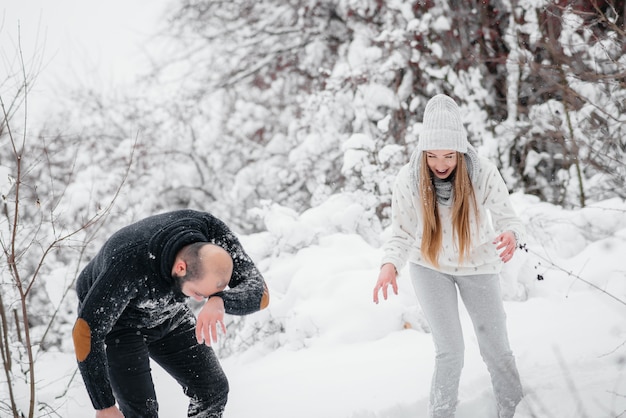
[373,263,398,304]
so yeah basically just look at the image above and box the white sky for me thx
[1,0,166,119]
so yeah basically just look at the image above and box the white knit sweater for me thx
[381,156,524,275]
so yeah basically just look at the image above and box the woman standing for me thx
[373,94,524,418]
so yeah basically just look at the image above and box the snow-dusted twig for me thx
[519,242,626,308]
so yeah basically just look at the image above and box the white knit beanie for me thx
[418,94,468,153]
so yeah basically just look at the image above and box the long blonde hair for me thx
[419,152,479,268]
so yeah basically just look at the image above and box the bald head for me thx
[197,243,233,287]
[172,243,233,300]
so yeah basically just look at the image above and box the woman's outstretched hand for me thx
[373,263,398,304]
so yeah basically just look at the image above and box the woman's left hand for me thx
[494,231,517,263]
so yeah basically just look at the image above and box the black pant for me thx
[105,309,229,418]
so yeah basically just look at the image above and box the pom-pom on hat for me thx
[418,94,468,154]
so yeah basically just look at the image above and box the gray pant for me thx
[409,263,523,418]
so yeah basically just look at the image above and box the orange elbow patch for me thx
[260,283,270,310]
[72,318,92,362]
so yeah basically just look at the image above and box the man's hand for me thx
[373,263,398,304]
[96,406,124,418]
[196,296,226,345]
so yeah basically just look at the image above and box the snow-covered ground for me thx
[33,193,626,418]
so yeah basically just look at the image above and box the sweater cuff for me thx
[380,256,405,273]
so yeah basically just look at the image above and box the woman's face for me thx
[426,150,458,179]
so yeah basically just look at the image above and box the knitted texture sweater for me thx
[73,209,267,410]
[381,157,524,275]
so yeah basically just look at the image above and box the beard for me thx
[171,271,186,296]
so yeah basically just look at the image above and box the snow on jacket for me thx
[381,156,524,275]
[72,209,269,410]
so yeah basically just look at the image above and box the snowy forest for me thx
[1,0,626,417]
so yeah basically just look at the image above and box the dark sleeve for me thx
[72,258,138,410]
[206,216,269,315]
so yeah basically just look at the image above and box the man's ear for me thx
[173,259,187,276]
